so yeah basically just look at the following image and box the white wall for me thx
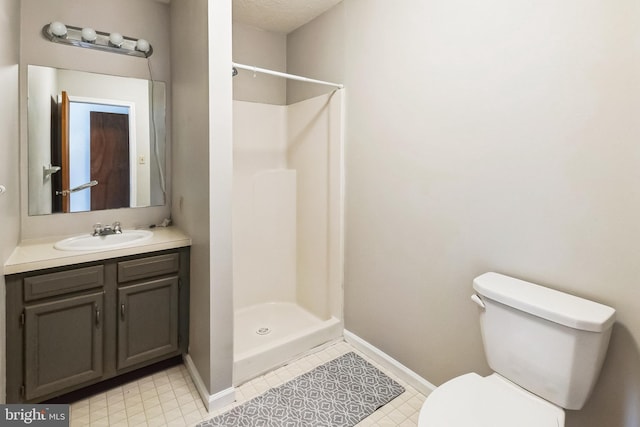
[0,0,21,404]
[232,93,343,322]
[232,22,343,322]
[20,0,171,238]
[288,1,640,426]
[287,92,343,320]
[232,101,295,309]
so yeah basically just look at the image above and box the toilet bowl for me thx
[418,373,564,427]
[418,272,615,427]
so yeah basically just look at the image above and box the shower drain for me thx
[256,327,271,335]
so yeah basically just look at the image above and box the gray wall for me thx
[287,1,640,426]
[286,4,344,105]
[19,0,172,238]
[171,0,212,392]
[233,23,287,105]
[13,0,235,402]
[207,0,234,396]
[171,0,234,396]
[3,0,172,404]
[0,0,21,404]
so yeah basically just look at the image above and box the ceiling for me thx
[232,0,342,34]
[153,0,340,34]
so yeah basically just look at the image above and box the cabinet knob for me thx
[120,304,125,319]
[95,307,101,327]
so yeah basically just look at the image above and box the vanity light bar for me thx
[42,22,153,58]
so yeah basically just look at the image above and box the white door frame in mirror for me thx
[64,94,138,210]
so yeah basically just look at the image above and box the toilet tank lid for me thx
[473,273,615,332]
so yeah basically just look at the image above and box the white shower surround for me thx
[232,91,343,384]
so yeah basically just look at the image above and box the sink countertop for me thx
[4,227,192,275]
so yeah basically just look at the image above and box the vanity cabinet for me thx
[24,291,104,401]
[5,248,189,403]
[116,253,180,370]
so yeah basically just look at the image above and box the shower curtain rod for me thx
[232,62,344,89]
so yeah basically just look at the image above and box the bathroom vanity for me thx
[3,228,191,403]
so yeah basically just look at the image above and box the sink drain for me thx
[256,327,271,335]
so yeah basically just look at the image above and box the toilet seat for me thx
[418,373,565,427]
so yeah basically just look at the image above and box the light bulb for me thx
[81,27,97,43]
[109,32,124,47]
[135,38,150,53]
[49,21,67,38]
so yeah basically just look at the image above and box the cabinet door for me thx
[117,277,179,370]
[24,292,104,400]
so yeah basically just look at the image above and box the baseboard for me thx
[343,329,437,396]
[183,354,236,412]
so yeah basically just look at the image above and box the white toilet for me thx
[418,272,616,427]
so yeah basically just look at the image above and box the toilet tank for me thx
[473,272,615,410]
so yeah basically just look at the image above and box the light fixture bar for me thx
[42,23,153,58]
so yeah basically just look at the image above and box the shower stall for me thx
[232,85,344,385]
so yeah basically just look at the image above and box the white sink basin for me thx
[54,230,153,251]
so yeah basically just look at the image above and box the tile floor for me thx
[70,341,427,426]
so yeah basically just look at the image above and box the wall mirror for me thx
[27,65,166,216]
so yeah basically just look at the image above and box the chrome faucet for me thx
[92,221,123,236]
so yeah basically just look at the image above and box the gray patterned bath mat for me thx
[197,352,405,427]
